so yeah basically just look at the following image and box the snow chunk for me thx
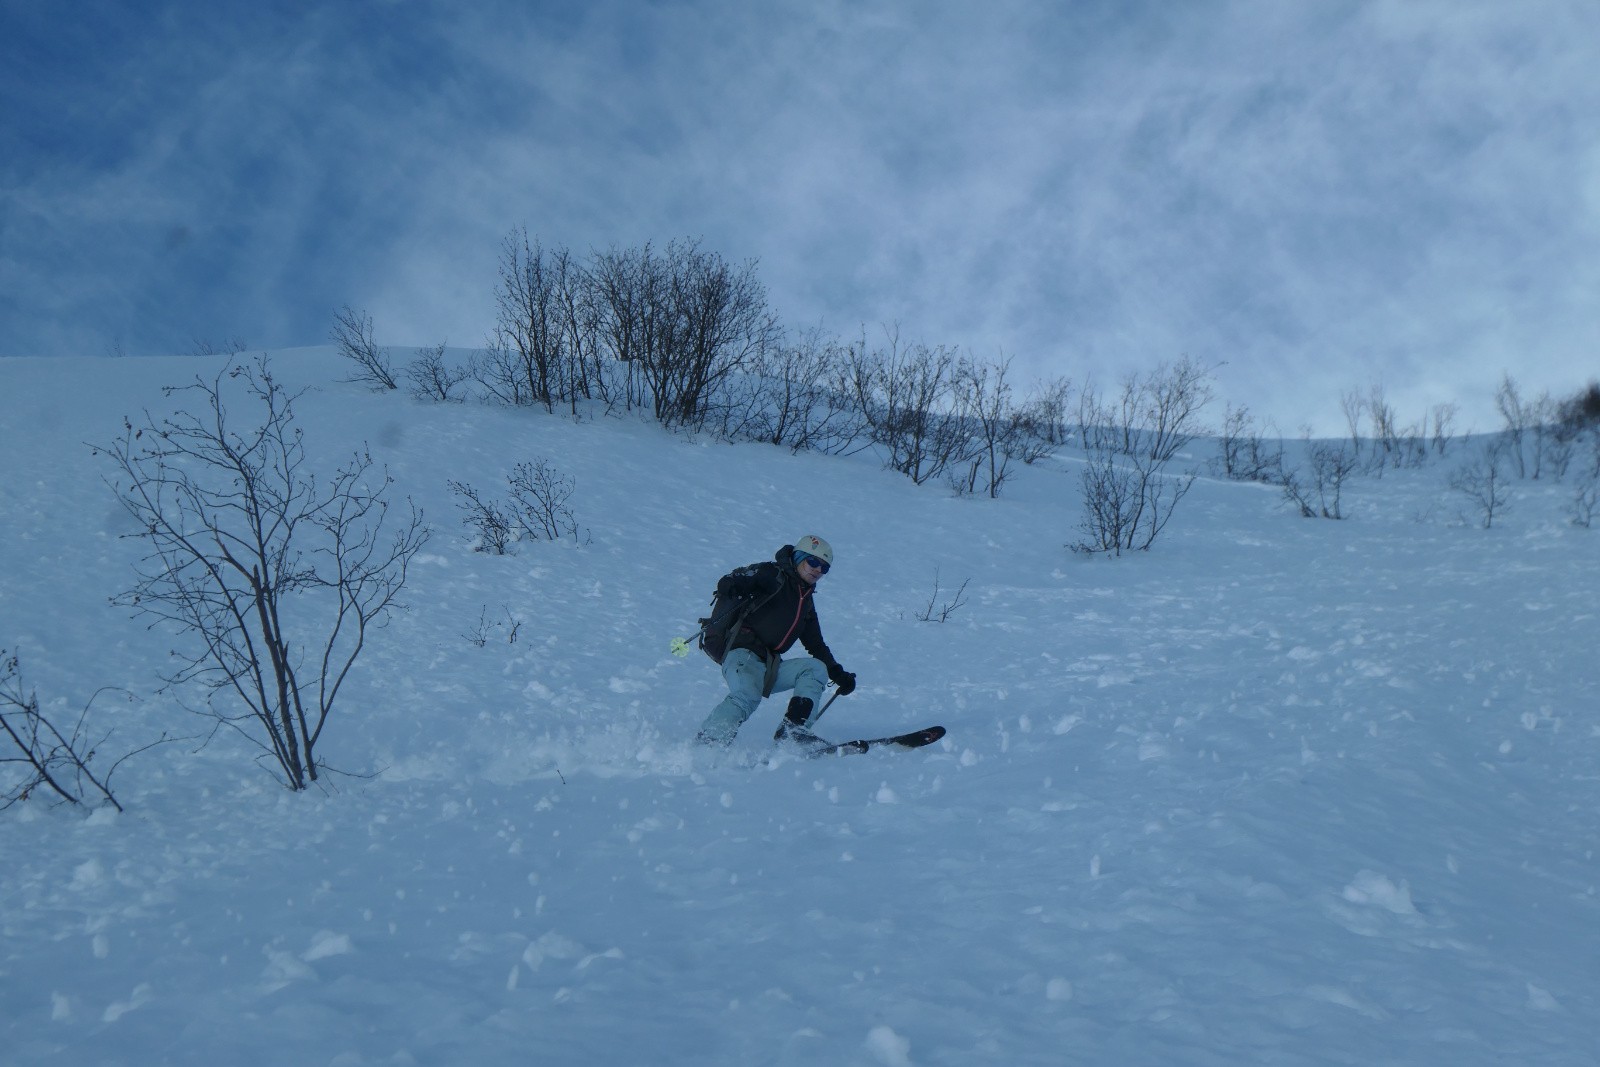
[1341,871,1415,914]
[865,1025,913,1065]
[1046,978,1073,1001]
[303,931,354,961]
[1527,984,1562,1012]
[875,783,898,804]
[102,983,153,1023]
[70,859,105,891]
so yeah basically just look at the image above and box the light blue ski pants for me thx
[697,648,827,746]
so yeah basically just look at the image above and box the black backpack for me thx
[698,565,779,664]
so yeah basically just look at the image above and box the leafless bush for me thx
[1019,375,1073,449]
[508,459,582,541]
[405,342,470,403]
[1217,404,1283,483]
[950,356,1051,498]
[1071,363,1212,555]
[2,651,145,812]
[1494,374,1536,479]
[1431,402,1459,457]
[843,328,975,485]
[914,570,971,622]
[1280,440,1359,519]
[587,239,778,430]
[463,605,524,647]
[450,458,584,552]
[448,480,517,554]
[1450,440,1512,528]
[94,355,430,791]
[1073,442,1195,555]
[331,306,397,391]
[716,326,868,455]
[1567,434,1600,527]
[477,231,598,413]
[190,336,248,358]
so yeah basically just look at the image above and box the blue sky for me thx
[4,0,1598,434]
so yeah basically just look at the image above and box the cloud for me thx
[4,0,1598,433]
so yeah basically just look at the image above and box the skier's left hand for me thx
[828,663,856,696]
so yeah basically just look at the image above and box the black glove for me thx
[827,663,856,696]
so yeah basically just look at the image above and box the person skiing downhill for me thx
[695,534,856,748]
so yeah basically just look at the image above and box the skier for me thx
[695,534,856,748]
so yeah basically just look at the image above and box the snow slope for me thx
[2,349,1597,1066]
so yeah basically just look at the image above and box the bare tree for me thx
[1071,366,1209,555]
[1019,375,1073,449]
[587,240,777,429]
[659,240,779,429]
[844,327,974,485]
[93,356,430,791]
[1431,402,1459,456]
[721,326,867,455]
[1281,440,1358,519]
[331,306,397,391]
[1569,434,1600,528]
[1367,383,1401,471]
[1450,440,1512,529]
[951,355,1049,498]
[1340,388,1367,460]
[1495,374,1532,478]
[1217,404,1283,482]
[479,230,570,411]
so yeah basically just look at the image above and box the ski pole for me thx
[668,626,702,658]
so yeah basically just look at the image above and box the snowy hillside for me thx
[2,349,1597,1066]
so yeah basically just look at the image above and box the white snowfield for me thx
[2,349,1596,1066]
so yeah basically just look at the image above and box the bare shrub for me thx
[2,651,144,812]
[844,328,975,485]
[587,239,778,430]
[94,356,430,791]
[1071,361,1212,555]
[1431,402,1459,457]
[448,480,517,554]
[914,570,971,623]
[950,356,1051,498]
[1217,404,1283,483]
[405,342,470,403]
[331,306,397,391]
[719,326,868,455]
[507,459,583,541]
[450,459,584,552]
[1567,433,1600,527]
[1450,440,1512,528]
[478,231,581,411]
[1019,375,1073,449]
[1280,441,1358,519]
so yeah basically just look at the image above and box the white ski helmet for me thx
[794,534,833,566]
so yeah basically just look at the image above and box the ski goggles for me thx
[796,552,830,574]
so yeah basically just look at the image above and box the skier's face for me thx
[797,555,828,583]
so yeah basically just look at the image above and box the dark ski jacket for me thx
[719,545,840,671]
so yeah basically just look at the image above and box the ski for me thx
[809,725,946,757]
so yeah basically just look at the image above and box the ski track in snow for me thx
[2,349,1598,1065]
